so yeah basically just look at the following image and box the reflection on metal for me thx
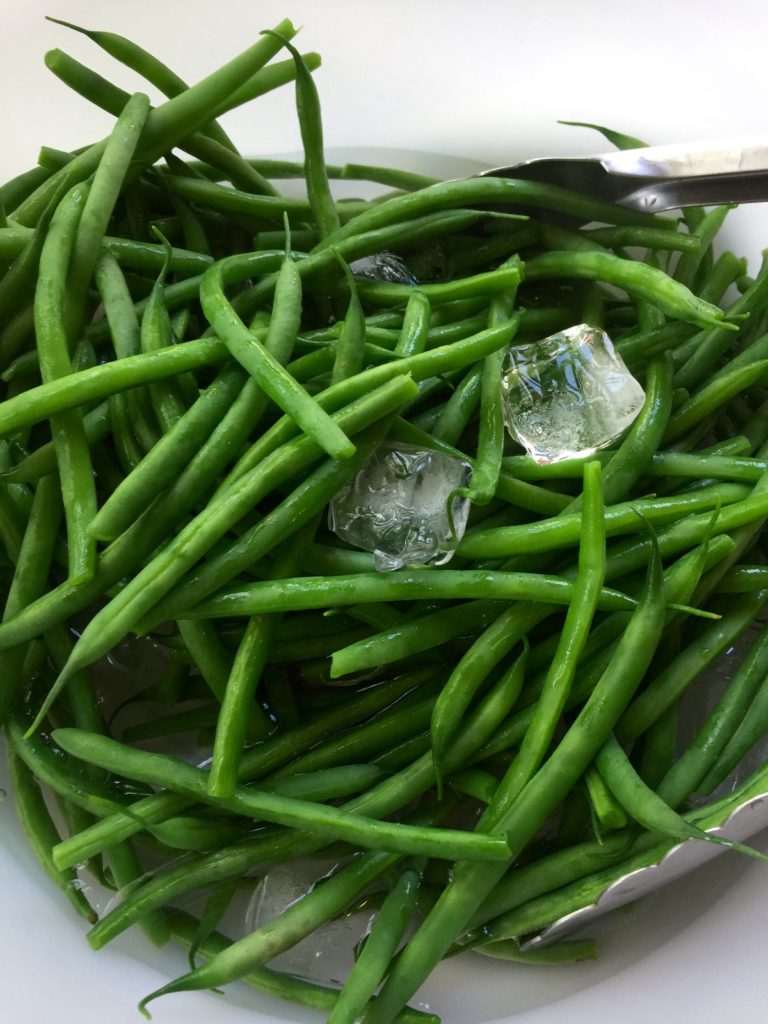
[523,790,768,948]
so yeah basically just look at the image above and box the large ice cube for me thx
[329,443,473,571]
[501,323,645,464]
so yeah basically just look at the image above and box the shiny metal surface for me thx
[522,788,768,948]
[482,137,768,211]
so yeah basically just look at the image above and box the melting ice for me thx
[501,323,645,464]
[329,443,472,571]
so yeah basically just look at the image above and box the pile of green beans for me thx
[4,17,768,1024]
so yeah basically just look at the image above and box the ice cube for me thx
[349,251,417,284]
[501,323,645,464]
[244,858,375,985]
[329,442,472,571]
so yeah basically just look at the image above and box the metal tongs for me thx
[481,136,768,212]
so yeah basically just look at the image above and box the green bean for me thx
[0,488,29,565]
[674,255,768,390]
[342,163,439,192]
[317,178,673,262]
[462,263,520,505]
[523,250,730,330]
[502,450,767,485]
[0,195,66,336]
[67,92,150,337]
[476,937,598,964]
[479,761,768,944]
[15,22,299,226]
[674,206,734,288]
[33,182,98,580]
[6,714,129,821]
[264,764,393,802]
[584,225,700,253]
[166,910,437,1024]
[108,392,143,473]
[0,474,62,723]
[364,538,665,1024]
[53,669,435,870]
[120,703,220,743]
[174,620,237,706]
[355,264,522,309]
[450,461,605,802]
[449,768,499,804]
[457,483,750,559]
[162,173,312,221]
[0,165,53,213]
[0,338,227,437]
[89,364,245,541]
[265,32,340,239]
[616,321,696,367]
[29,381,417,729]
[329,865,422,1024]
[617,588,768,743]
[140,237,189,433]
[663,361,768,443]
[181,314,522,505]
[90,654,520,952]
[712,565,768,592]
[585,763,628,831]
[45,16,237,152]
[140,848,405,1010]
[183,570,634,620]
[698,656,768,794]
[5,747,97,923]
[638,701,679,789]
[394,291,432,357]
[596,354,673,505]
[103,840,171,946]
[430,365,482,445]
[207,527,315,798]
[595,733,766,862]
[93,251,161,450]
[697,251,748,306]
[200,253,355,459]
[52,729,511,863]
[257,227,319,250]
[331,253,366,383]
[270,695,438,779]
[656,618,768,806]
[557,120,647,150]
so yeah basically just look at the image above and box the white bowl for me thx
[3,1,768,1022]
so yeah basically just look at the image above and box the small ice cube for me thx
[329,443,472,571]
[244,859,375,985]
[349,252,417,284]
[501,323,645,464]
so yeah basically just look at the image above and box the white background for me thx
[3,1,768,1022]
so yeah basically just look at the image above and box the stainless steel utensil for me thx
[482,136,768,212]
[521,785,768,949]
